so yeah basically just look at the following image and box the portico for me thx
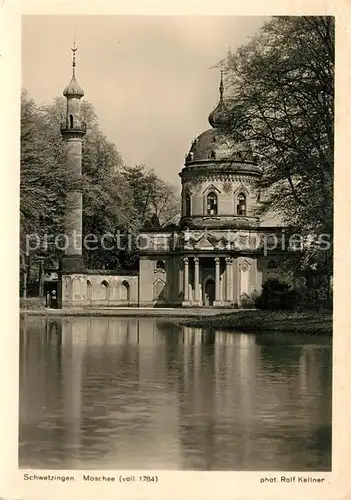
[181,255,235,307]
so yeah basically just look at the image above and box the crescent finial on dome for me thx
[63,40,84,98]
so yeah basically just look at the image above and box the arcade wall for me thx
[58,273,139,309]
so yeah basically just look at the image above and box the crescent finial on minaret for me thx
[71,37,78,68]
[63,40,84,98]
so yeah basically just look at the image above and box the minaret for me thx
[60,41,86,274]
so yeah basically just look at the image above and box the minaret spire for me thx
[63,40,84,98]
[208,69,228,129]
[72,37,77,73]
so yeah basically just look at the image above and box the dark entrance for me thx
[204,279,215,306]
[44,281,58,308]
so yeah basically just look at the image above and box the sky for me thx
[22,15,268,188]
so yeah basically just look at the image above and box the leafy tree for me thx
[20,92,72,294]
[220,16,334,276]
[121,164,180,228]
[20,93,180,281]
[149,176,181,226]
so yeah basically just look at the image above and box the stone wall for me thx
[139,256,180,307]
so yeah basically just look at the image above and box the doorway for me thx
[204,279,215,306]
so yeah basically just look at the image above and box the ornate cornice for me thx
[180,162,261,178]
[181,173,259,184]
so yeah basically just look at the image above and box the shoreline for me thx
[181,310,332,336]
[19,308,332,336]
[20,307,237,318]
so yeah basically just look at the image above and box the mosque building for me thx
[57,46,285,309]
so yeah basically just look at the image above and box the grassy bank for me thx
[183,310,332,336]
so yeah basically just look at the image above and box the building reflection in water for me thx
[19,317,331,471]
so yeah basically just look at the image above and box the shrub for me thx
[255,279,297,310]
[240,290,259,309]
[294,286,333,311]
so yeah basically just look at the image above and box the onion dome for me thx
[186,128,253,163]
[63,42,84,98]
[208,70,228,129]
[184,70,255,165]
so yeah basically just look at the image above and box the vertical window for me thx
[237,193,246,216]
[101,280,110,300]
[206,192,218,215]
[121,281,130,301]
[185,193,191,216]
[69,114,74,129]
[87,280,92,300]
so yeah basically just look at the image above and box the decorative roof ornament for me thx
[208,69,229,129]
[63,39,85,98]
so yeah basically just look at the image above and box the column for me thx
[226,257,233,304]
[233,259,239,306]
[194,257,200,304]
[38,257,45,299]
[183,257,189,303]
[215,257,220,304]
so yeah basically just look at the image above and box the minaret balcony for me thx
[60,119,87,136]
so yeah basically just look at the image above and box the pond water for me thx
[19,316,332,471]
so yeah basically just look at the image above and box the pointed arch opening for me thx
[156,260,165,270]
[120,280,130,302]
[69,114,74,129]
[206,192,218,215]
[237,193,247,216]
[101,280,110,300]
[87,280,92,300]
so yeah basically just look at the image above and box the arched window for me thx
[156,260,165,270]
[185,193,191,217]
[101,280,110,300]
[87,280,92,300]
[120,281,130,301]
[210,150,216,159]
[237,193,246,216]
[206,192,218,215]
[69,114,74,129]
